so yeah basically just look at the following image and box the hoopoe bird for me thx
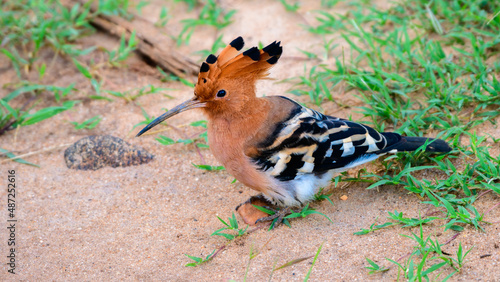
[137,37,451,226]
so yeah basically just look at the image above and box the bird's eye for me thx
[216,89,227,98]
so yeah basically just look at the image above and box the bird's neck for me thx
[207,96,269,136]
[206,96,272,192]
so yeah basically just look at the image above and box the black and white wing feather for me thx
[252,97,408,181]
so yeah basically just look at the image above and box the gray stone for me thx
[64,135,154,170]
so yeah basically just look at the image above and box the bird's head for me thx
[136,36,282,137]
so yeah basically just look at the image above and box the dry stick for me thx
[13,124,20,146]
[424,210,444,217]
[247,223,268,235]
[208,245,226,261]
[66,0,198,77]
[396,252,412,263]
[484,202,500,215]
[476,189,492,200]
[0,143,73,164]
[443,232,461,246]
[423,205,433,217]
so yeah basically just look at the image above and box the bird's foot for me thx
[235,194,277,226]
[255,206,297,229]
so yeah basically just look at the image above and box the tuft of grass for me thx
[354,218,394,235]
[211,213,249,241]
[105,84,172,103]
[70,115,102,130]
[279,0,300,12]
[1,0,95,76]
[106,31,138,67]
[13,100,79,127]
[365,258,389,274]
[155,6,171,27]
[192,163,225,171]
[185,249,216,267]
[176,0,236,46]
[0,0,139,141]
[304,241,325,281]
[313,187,334,205]
[254,203,333,229]
[373,224,474,280]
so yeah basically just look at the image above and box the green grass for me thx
[384,225,473,281]
[133,1,497,279]
[70,115,102,130]
[299,1,500,136]
[253,203,333,230]
[176,0,236,46]
[211,213,249,240]
[363,224,473,280]
[0,0,187,144]
[185,249,216,267]
[279,0,300,12]
[288,0,500,279]
[0,0,142,141]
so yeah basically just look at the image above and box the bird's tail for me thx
[381,133,452,153]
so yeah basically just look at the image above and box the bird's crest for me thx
[195,37,282,100]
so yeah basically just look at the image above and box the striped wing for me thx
[252,101,399,181]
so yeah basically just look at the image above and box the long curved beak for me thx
[136,98,206,137]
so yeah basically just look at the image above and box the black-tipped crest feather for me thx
[267,56,278,64]
[200,62,210,73]
[206,54,217,64]
[230,36,244,51]
[243,47,261,61]
[263,41,282,57]
[195,37,284,88]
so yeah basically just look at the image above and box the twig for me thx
[484,202,500,215]
[247,224,268,235]
[396,252,412,262]
[476,189,492,200]
[443,232,461,246]
[0,143,73,164]
[208,245,226,261]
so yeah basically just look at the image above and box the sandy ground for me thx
[1,0,499,280]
